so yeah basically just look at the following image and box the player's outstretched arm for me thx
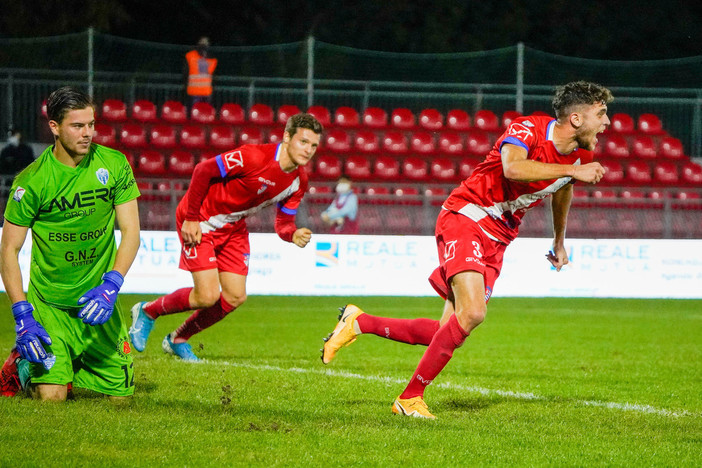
[546,184,573,272]
[502,144,579,182]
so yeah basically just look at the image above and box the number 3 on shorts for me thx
[472,241,483,258]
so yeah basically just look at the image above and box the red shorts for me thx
[177,219,250,275]
[428,209,507,303]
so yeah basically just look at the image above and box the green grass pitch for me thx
[1,294,700,466]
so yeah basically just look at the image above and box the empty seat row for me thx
[321,128,495,156]
[94,123,283,150]
[314,154,480,182]
[608,112,666,136]
[595,134,686,160]
[598,159,702,186]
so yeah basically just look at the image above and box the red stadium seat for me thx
[473,110,499,132]
[119,123,147,148]
[131,99,158,123]
[149,124,177,149]
[334,106,360,127]
[609,113,635,134]
[315,154,342,179]
[592,188,618,200]
[219,103,246,125]
[620,188,645,199]
[599,160,625,184]
[418,108,443,131]
[373,156,400,180]
[168,151,196,177]
[353,130,380,153]
[438,132,464,155]
[572,187,590,200]
[637,113,665,135]
[137,150,167,176]
[631,135,657,159]
[161,100,187,124]
[401,157,429,181]
[268,127,284,144]
[410,131,436,155]
[530,110,551,117]
[458,157,479,179]
[424,186,448,197]
[465,130,492,156]
[200,151,219,161]
[324,129,353,153]
[248,103,274,125]
[501,110,522,128]
[382,130,408,154]
[365,185,391,196]
[362,107,388,129]
[390,108,416,129]
[430,158,456,181]
[307,105,332,127]
[681,161,702,185]
[180,124,207,150]
[101,99,127,122]
[277,104,301,123]
[446,109,471,131]
[209,125,236,149]
[676,190,701,200]
[659,136,685,159]
[344,155,372,180]
[190,102,216,124]
[93,123,117,147]
[626,160,652,185]
[41,99,47,118]
[603,134,630,158]
[238,126,264,145]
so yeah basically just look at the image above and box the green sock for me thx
[17,359,31,390]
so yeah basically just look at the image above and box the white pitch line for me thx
[212,360,695,419]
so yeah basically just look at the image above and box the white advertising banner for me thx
[0,229,700,298]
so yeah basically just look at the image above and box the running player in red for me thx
[129,113,323,361]
[322,81,613,419]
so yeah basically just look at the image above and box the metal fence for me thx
[2,175,700,239]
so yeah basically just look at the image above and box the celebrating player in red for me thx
[322,81,613,419]
[130,113,323,361]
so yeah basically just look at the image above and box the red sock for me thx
[399,314,469,399]
[173,295,236,342]
[144,288,193,318]
[356,314,440,345]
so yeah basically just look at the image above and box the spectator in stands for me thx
[0,127,35,176]
[184,37,218,107]
[128,113,323,361]
[321,81,612,419]
[321,175,359,234]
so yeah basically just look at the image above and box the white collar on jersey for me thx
[274,144,282,161]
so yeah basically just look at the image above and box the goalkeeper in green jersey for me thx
[0,87,141,401]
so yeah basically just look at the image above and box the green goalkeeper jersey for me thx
[4,143,140,308]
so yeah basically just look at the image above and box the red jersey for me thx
[443,116,593,244]
[177,143,308,239]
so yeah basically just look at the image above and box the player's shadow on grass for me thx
[441,397,503,412]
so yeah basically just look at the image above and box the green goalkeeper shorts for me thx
[26,287,135,397]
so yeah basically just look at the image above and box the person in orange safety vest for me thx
[184,37,218,106]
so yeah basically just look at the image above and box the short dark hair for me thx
[285,113,324,137]
[46,86,95,123]
[552,81,613,120]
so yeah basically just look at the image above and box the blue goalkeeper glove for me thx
[77,270,124,326]
[13,301,54,369]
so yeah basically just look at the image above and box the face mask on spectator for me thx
[336,182,351,194]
